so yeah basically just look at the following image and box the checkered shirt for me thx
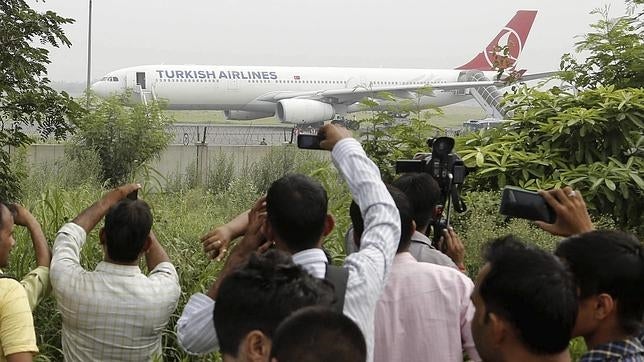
[51,223,181,362]
[580,337,644,362]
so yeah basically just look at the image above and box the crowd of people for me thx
[0,124,642,362]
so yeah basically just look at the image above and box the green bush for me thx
[70,94,172,187]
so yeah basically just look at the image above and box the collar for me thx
[292,248,328,264]
[292,248,328,278]
[394,252,417,264]
[95,261,142,276]
[410,231,436,249]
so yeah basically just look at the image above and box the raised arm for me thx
[319,124,400,276]
[202,210,250,260]
[206,197,267,299]
[12,205,51,310]
[177,197,267,355]
[73,183,141,234]
[12,205,49,267]
[145,230,170,271]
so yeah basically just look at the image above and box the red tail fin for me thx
[456,10,537,71]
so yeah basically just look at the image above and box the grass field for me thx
[164,105,487,130]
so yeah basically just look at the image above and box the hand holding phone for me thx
[500,186,556,223]
[535,187,594,237]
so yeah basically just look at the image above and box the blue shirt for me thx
[580,337,644,362]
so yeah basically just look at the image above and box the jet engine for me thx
[276,99,335,124]
[224,110,274,120]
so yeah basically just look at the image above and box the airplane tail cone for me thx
[456,10,537,71]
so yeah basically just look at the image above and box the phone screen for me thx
[499,186,556,223]
[297,134,321,150]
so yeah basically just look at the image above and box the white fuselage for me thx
[93,65,495,116]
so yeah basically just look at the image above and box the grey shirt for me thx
[346,229,457,270]
[408,231,457,269]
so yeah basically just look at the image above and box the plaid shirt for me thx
[51,223,181,361]
[580,337,644,362]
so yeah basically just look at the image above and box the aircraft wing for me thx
[255,80,500,105]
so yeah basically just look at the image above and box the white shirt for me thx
[50,223,181,362]
[176,138,400,362]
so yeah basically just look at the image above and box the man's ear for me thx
[594,293,616,320]
[432,206,441,220]
[323,214,335,237]
[142,233,152,253]
[262,220,274,242]
[488,312,508,345]
[243,330,272,362]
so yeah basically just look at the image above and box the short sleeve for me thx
[148,262,179,283]
[20,266,51,310]
[0,279,38,357]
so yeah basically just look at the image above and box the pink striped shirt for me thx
[374,252,481,362]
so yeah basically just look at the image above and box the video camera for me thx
[395,137,469,247]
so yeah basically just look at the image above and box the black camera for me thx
[395,137,470,247]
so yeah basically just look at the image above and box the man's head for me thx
[554,230,643,343]
[350,185,413,253]
[214,249,334,362]
[100,199,153,263]
[0,202,17,268]
[471,236,577,361]
[270,306,366,362]
[265,174,331,253]
[391,173,441,233]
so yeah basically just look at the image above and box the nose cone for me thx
[91,81,109,98]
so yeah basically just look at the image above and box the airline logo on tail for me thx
[457,10,537,71]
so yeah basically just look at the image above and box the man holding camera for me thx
[391,172,466,271]
[177,124,400,361]
[50,184,181,361]
[535,187,644,361]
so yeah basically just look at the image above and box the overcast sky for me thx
[33,0,630,82]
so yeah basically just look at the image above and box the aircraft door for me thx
[227,78,240,91]
[136,72,147,90]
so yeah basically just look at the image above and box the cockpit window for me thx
[102,76,119,82]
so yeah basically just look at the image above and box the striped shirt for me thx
[177,138,400,362]
[580,337,644,362]
[51,223,181,361]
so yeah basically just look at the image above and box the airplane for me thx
[92,10,545,125]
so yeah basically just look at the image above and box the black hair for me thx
[266,174,328,252]
[214,249,334,357]
[350,185,413,253]
[270,306,366,362]
[555,230,644,335]
[103,199,153,263]
[392,173,441,230]
[480,235,577,355]
[0,202,17,230]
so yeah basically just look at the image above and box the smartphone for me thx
[127,189,138,200]
[499,186,556,223]
[297,133,322,150]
